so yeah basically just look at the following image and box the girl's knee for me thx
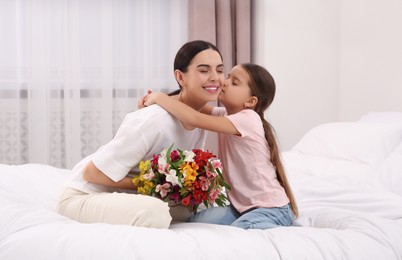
[231,220,252,229]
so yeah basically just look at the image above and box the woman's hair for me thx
[168,40,222,96]
[241,63,299,218]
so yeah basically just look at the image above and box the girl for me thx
[143,63,298,229]
[58,40,225,228]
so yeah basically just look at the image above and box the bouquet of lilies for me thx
[132,144,231,212]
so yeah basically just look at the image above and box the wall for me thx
[253,0,340,150]
[339,0,402,121]
[253,0,402,150]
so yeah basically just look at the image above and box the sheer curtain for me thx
[0,0,188,168]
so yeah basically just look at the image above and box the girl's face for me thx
[218,65,253,114]
[177,49,224,110]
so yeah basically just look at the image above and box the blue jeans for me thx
[188,204,294,230]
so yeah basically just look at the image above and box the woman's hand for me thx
[137,90,152,109]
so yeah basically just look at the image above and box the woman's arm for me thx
[144,92,239,135]
[83,161,137,190]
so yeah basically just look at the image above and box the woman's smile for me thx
[203,85,220,94]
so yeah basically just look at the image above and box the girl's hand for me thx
[144,92,169,106]
[137,90,152,108]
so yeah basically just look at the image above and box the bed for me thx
[1,112,402,260]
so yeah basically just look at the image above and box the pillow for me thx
[377,142,402,195]
[282,152,375,186]
[359,111,402,124]
[291,122,402,169]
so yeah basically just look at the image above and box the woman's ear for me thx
[174,69,184,86]
[244,96,258,109]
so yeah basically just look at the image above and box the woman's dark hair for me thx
[241,63,299,218]
[168,40,222,96]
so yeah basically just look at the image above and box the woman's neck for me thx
[179,92,205,112]
[172,92,203,131]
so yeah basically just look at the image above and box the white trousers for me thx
[58,187,172,228]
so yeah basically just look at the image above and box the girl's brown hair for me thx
[241,63,299,218]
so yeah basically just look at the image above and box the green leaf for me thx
[165,143,174,164]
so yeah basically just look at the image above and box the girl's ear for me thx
[174,69,185,86]
[244,96,258,109]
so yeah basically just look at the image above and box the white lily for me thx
[165,169,182,187]
[183,150,195,162]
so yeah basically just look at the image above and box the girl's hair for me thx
[241,63,299,218]
[168,40,223,96]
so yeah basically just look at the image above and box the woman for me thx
[58,40,225,228]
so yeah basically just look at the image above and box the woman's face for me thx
[178,49,224,109]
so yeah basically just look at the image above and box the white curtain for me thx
[0,0,188,169]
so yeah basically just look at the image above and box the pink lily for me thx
[155,183,171,198]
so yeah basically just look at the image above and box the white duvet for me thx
[1,112,402,260]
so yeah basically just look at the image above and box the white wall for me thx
[253,0,402,150]
[339,0,402,121]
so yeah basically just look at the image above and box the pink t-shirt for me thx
[212,107,289,213]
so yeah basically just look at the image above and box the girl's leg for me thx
[58,187,171,228]
[188,205,239,225]
[231,204,294,230]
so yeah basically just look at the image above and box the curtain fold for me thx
[188,0,251,73]
[0,0,188,168]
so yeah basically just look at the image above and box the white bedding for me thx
[1,112,402,260]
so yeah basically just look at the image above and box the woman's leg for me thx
[231,204,294,230]
[188,205,239,225]
[58,187,172,228]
